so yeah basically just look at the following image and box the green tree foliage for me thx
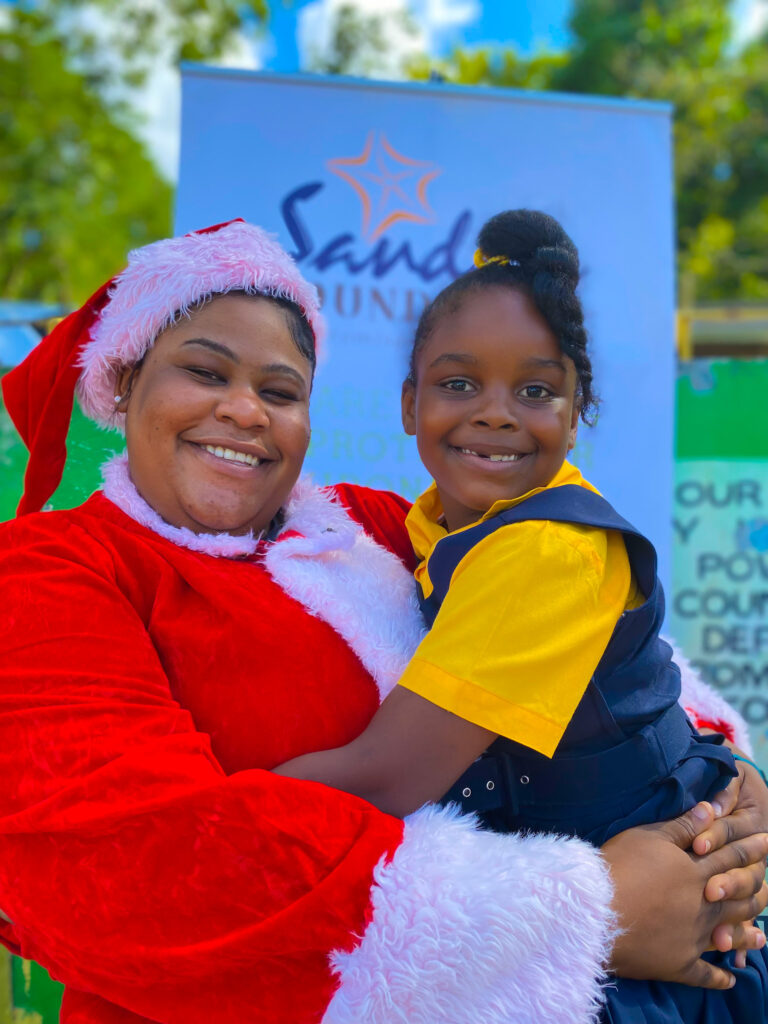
[15,0,268,91]
[0,13,171,305]
[0,0,267,306]
[407,1,768,302]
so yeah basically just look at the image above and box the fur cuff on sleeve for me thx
[323,804,616,1024]
[667,637,753,755]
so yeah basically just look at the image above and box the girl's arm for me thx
[275,522,637,810]
[275,684,495,817]
[277,700,768,994]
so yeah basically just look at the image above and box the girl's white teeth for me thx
[203,444,261,466]
[459,448,521,462]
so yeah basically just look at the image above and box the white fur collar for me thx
[264,477,426,701]
[101,454,426,697]
[101,453,260,558]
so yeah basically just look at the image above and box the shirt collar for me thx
[405,461,597,563]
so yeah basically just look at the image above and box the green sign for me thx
[671,360,768,772]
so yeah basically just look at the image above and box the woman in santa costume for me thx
[0,219,766,1024]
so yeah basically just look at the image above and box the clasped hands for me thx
[605,760,768,989]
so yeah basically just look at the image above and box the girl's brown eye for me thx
[521,385,551,400]
[443,379,473,393]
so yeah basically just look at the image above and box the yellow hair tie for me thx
[473,249,520,269]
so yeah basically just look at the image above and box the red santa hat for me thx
[2,219,324,517]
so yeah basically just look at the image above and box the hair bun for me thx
[477,209,579,284]
[530,245,579,285]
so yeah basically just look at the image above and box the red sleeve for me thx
[329,483,417,571]
[0,516,403,1024]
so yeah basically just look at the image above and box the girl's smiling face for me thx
[117,292,312,537]
[402,286,580,532]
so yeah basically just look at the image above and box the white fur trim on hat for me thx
[323,803,616,1024]
[77,220,324,429]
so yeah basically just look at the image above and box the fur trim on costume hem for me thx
[323,803,616,1024]
[77,221,325,429]
[667,637,753,755]
[101,453,259,558]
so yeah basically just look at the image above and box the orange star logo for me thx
[327,132,442,243]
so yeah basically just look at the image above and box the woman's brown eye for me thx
[264,389,299,402]
[187,367,222,383]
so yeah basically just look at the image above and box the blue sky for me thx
[264,0,574,72]
[428,0,572,54]
[263,0,764,72]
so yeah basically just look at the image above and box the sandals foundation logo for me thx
[279,132,473,291]
[327,131,442,243]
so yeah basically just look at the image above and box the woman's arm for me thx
[0,520,409,1023]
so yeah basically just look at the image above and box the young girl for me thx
[276,209,768,1021]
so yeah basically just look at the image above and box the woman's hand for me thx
[692,759,768,861]
[603,799,768,990]
[691,760,768,964]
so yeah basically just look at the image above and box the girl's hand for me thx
[603,800,768,990]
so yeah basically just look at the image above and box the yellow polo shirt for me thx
[398,462,643,758]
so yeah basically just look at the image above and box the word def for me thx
[702,624,768,655]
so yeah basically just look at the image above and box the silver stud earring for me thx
[114,394,123,404]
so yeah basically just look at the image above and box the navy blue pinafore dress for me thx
[426,485,768,1023]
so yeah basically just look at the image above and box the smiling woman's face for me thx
[117,292,313,537]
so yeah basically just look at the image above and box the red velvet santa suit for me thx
[0,452,627,1024]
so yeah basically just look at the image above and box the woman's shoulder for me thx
[326,483,416,570]
[1,492,104,539]
[0,492,153,566]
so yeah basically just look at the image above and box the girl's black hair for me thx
[409,209,596,424]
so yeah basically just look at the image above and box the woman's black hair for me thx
[190,289,317,375]
[409,209,596,424]
[121,291,317,403]
[266,293,317,376]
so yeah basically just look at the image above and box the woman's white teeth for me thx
[459,448,521,462]
[203,444,261,466]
